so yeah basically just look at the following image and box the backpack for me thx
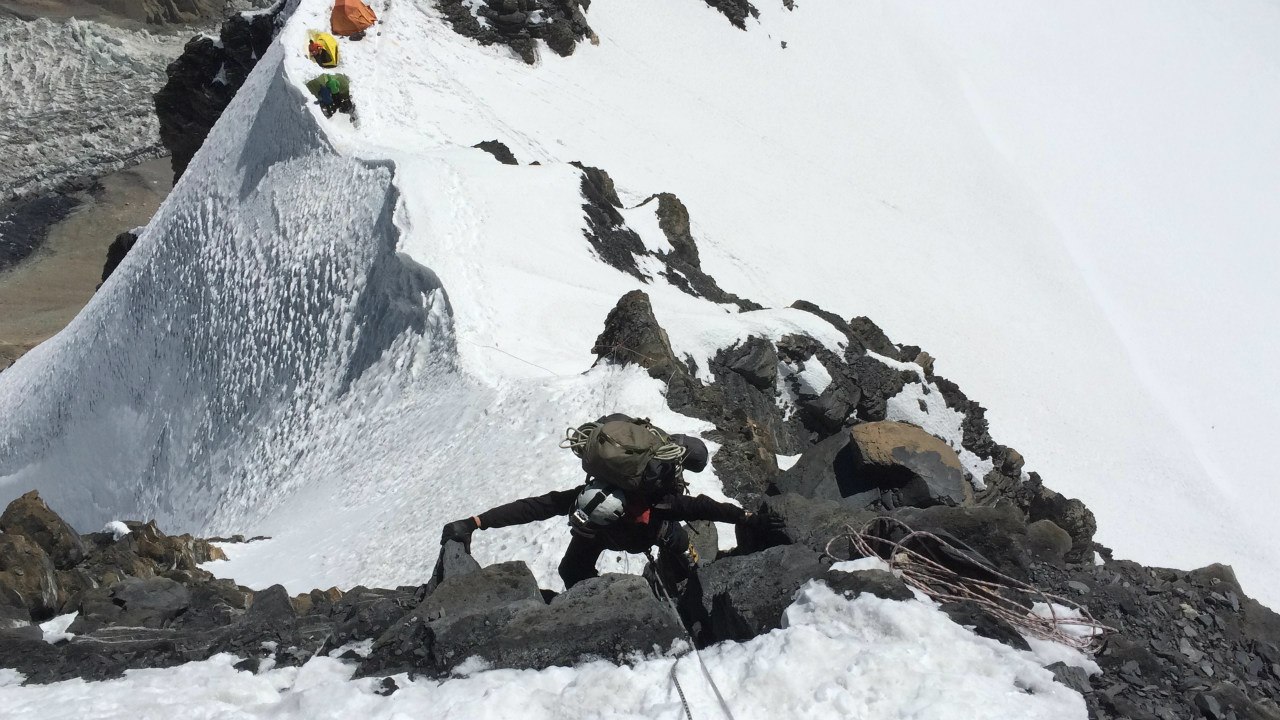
[561,417,687,493]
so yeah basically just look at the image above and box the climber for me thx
[304,73,353,118]
[307,31,339,68]
[440,414,780,589]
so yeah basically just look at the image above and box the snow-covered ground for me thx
[0,583,1087,720]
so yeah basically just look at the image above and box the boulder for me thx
[1026,519,1073,565]
[363,561,543,676]
[774,422,970,510]
[113,577,191,627]
[1,581,31,628]
[822,569,913,601]
[591,290,686,383]
[939,600,1030,651]
[756,494,1032,581]
[246,584,296,624]
[689,544,829,643]
[473,140,518,165]
[0,490,86,569]
[327,586,417,648]
[773,431,880,508]
[687,520,719,566]
[847,316,899,358]
[848,421,971,508]
[441,574,683,672]
[722,336,778,391]
[0,533,61,618]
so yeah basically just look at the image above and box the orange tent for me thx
[331,0,376,36]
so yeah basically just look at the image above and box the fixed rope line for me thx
[644,551,737,720]
[824,517,1115,652]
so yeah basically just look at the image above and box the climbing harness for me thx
[644,550,737,720]
[825,517,1115,652]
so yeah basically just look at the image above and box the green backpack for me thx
[561,417,686,492]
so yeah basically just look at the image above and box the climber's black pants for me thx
[558,520,692,588]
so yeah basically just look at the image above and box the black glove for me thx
[441,518,479,547]
[740,511,786,533]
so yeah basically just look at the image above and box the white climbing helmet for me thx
[572,480,627,527]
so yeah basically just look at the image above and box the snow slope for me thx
[0,0,1275,615]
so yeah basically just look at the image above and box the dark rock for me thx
[247,584,297,623]
[702,0,759,29]
[437,0,593,65]
[473,140,518,165]
[777,423,971,511]
[579,168,649,280]
[0,532,60,619]
[789,300,865,357]
[822,569,913,601]
[644,192,760,311]
[376,676,399,696]
[893,505,1032,580]
[327,587,417,648]
[1,582,30,627]
[448,574,682,672]
[112,577,191,628]
[1047,661,1093,695]
[0,490,86,569]
[100,230,139,285]
[940,600,1030,651]
[363,561,543,675]
[774,431,880,508]
[591,290,687,383]
[721,336,778,391]
[155,4,284,181]
[848,355,913,422]
[847,316,899,358]
[686,521,718,566]
[1026,519,1072,565]
[417,540,483,601]
[689,544,828,643]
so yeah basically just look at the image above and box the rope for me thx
[824,517,1115,652]
[644,551,737,720]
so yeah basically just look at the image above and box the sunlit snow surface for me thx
[0,584,1085,720]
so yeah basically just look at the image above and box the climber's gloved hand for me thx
[739,510,786,533]
[441,517,480,548]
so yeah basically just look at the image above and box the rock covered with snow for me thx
[436,0,593,65]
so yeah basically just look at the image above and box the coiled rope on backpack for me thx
[560,422,688,462]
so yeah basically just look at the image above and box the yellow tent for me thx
[307,30,339,68]
[331,0,376,37]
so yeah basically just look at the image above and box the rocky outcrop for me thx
[0,491,227,623]
[1,490,87,569]
[702,0,759,29]
[578,167,760,311]
[778,420,974,511]
[436,0,594,65]
[154,3,285,181]
[473,139,519,165]
[99,229,138,285]
[0,534,60,619]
